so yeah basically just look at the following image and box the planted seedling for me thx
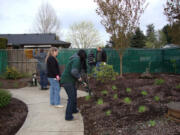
[97,98,103,105]
[154,79,165,85]
[85,95,91,101]
[101,90,108,95]
[141,90,148,96]
[176,83,180,89]
[138,105,147,113]
[106,110,112,116]
[123,97,132,104]
[126,88,132,93]
[148,120,156,127]
[154,96,160,102]
[112,85,117,91]
[113,94,118,99]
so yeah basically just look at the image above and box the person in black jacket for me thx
[46,47,63,108]
[96,47,107,67]
[88,50,96,73]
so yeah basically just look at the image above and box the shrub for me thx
[141,90,148,96]
[123,97,132,104]
[101,90,108,95]
[154,96,160,102]
[0,89,12,108]
[97,98,103,105]
[154,79,165,85]
[85,95,91,101]
[126,88,132,93]
[113,94,118,99]
[138,105,147,113]
[0,38,7,49]
[4,67,22,80]
[92,63,118,83]
[106,110,112,116]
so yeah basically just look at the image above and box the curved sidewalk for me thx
[9,87,87,135]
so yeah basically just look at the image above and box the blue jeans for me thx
[48,78,61,105]
[40,71,48,88]
[63,83,78,120]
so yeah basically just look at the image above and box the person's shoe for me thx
[55,105,64,108]
[65,116,74,121]
[73,109,79,114]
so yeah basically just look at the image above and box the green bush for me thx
[92,63,118,83]
[141,90,148,96]
[85,95,91,101]
[0,89,12,108]
[126,88,132,93]
[112,85,117,91]
[97,98,103,105]
[113,94,118,99]
[101,90,108,95]
[0,38,8,49]
[154,96,160,102]
[4,67,22,80]
[138,105,147,113]
[176,84,180,89]
[106,110,112,116]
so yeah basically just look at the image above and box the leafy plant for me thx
[14,82,19,88]
[176,83,180,89]
[154,96,160,102]
[113,94,118,99]
[138,105,147,113]
[141,90,148,96]
[101,90,108,95]
[97,98,103,105]
[106,110,112,116]
[123,97,132,104]
[4,67,22,80]
[126,88,132,93]
[112,85,117,91]
[85,95,91,101]
[0,89,12,108]
[92,63,118,83]
[154,79,165,85]
[148,120,156,127]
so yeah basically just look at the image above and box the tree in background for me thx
[94,0,148,76]
[130,27,146,48]
[145,24,158,48]
[32,2,61,37]
[66,21,103,48]
[164,0,180,45]
[162,24,172,44]
[156,30,168,48]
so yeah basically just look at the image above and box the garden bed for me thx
[0,98,28,135]
[78,74,180,135]
[0,77,31,89]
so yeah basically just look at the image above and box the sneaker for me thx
[55,105,64,108]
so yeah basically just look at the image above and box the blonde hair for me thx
[45,47,58,62]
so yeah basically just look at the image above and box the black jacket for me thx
[46,56,60,78]
[96,50,107,63]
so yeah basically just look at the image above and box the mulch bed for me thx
[78,74,180,135]
[0,98,28,135]
[0,77,31,89]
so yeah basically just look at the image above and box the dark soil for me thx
[0,98,28,135]
[77,74,180,135]
[0,77,31,89]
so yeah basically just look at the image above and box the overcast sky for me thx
[0,0,168,44]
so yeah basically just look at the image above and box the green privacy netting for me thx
[57,48,180,74]
[0,50,8,74]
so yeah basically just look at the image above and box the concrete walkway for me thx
[9,87,87,135]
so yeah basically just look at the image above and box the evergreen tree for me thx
[130,27,146,48]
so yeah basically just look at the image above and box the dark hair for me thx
[78,49,87,73]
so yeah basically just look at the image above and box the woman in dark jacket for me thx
[46,47,63,108]
[61,49,87,120]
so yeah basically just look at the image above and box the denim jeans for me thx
[48,78,61,105]
[40,71,48,88]
[63,83,78,120]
